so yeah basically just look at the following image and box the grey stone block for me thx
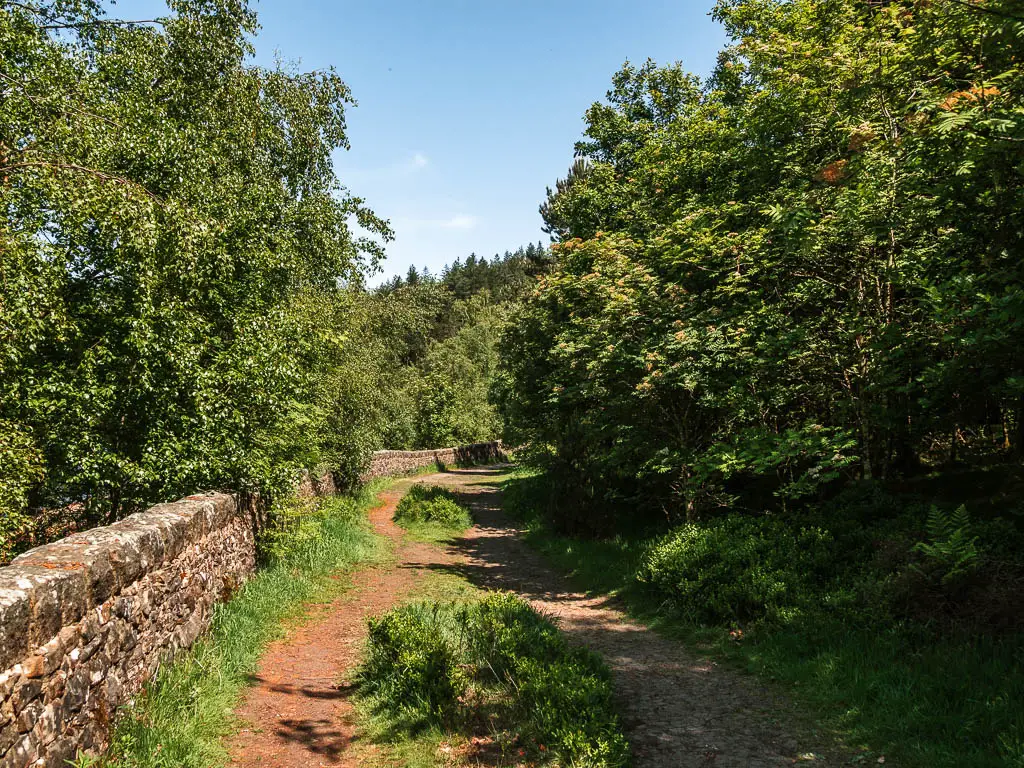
[13,533,119,606]
[0,578,30,673]
[34,700,63,745]
[62,670,88,714]
[1,730,38,768]
[9,681,41,719]
[109,515,168,567]
[135,505,191,561]
[15,700,41,734]
[0,722,16,754]
[10,567,87,652]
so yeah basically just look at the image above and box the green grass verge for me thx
[501,468,1024,768]
[99,483,390,768]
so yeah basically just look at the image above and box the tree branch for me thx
[945,0,1024,21]
[0,1,165,29]
[0,71,124,130]
[40,18,164,30]
[1,160,163,203]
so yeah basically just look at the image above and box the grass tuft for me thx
[356,592,630,768]
[393,484,473,541]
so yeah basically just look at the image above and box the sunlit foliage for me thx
[500,0,1024,527]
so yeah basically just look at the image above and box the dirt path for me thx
[227,484,452,768]
[228,467,823,768]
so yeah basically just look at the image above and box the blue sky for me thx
[128,1,727,281]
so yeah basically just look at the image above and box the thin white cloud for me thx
[395,213,477,231]
[338,151,430,182]
[439,214,476,230]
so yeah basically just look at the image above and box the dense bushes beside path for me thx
[494,5,1024,758]
[503,470,1024,768]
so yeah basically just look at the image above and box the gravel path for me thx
[226,467,826,768]
[429,467,821,768]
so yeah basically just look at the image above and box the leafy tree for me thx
[414,295,503,446]
[501,0,1024,528]
[0,0,390,547]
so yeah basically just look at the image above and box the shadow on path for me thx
[227,467,826,768]
[427,467,824,768]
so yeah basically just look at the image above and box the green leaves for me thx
[912,505,980,587]
[0,421,44,560]
[0,0,390,532]
[637,515,837,625]
[393,485,472,530]
[358,594,630,767]
[500,0,1024,529]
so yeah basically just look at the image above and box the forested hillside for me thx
[342,244,548,458]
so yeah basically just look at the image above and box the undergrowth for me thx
[394,483,472,533]
[357,592,630,768]
[501,468,1024,768]
[99,483,388,768]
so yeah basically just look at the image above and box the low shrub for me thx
[514,654,628,767]
[468,592,628,764]
[393,484,472,529]
[467,590,565,672]
[358,592,629,768]
[636,515,837,626]
[361,604,467,725]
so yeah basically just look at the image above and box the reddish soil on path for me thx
[227,467,826,768]
[227,484,449,768]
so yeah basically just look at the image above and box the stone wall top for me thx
[0,492,239,673]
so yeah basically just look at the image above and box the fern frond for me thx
[951,504,971,533]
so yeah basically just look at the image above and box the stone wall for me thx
[362,441,506,480]
[294,468,339,499]
[0,440,504,766]
[0,493,255,767]
[297,441,507,492]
